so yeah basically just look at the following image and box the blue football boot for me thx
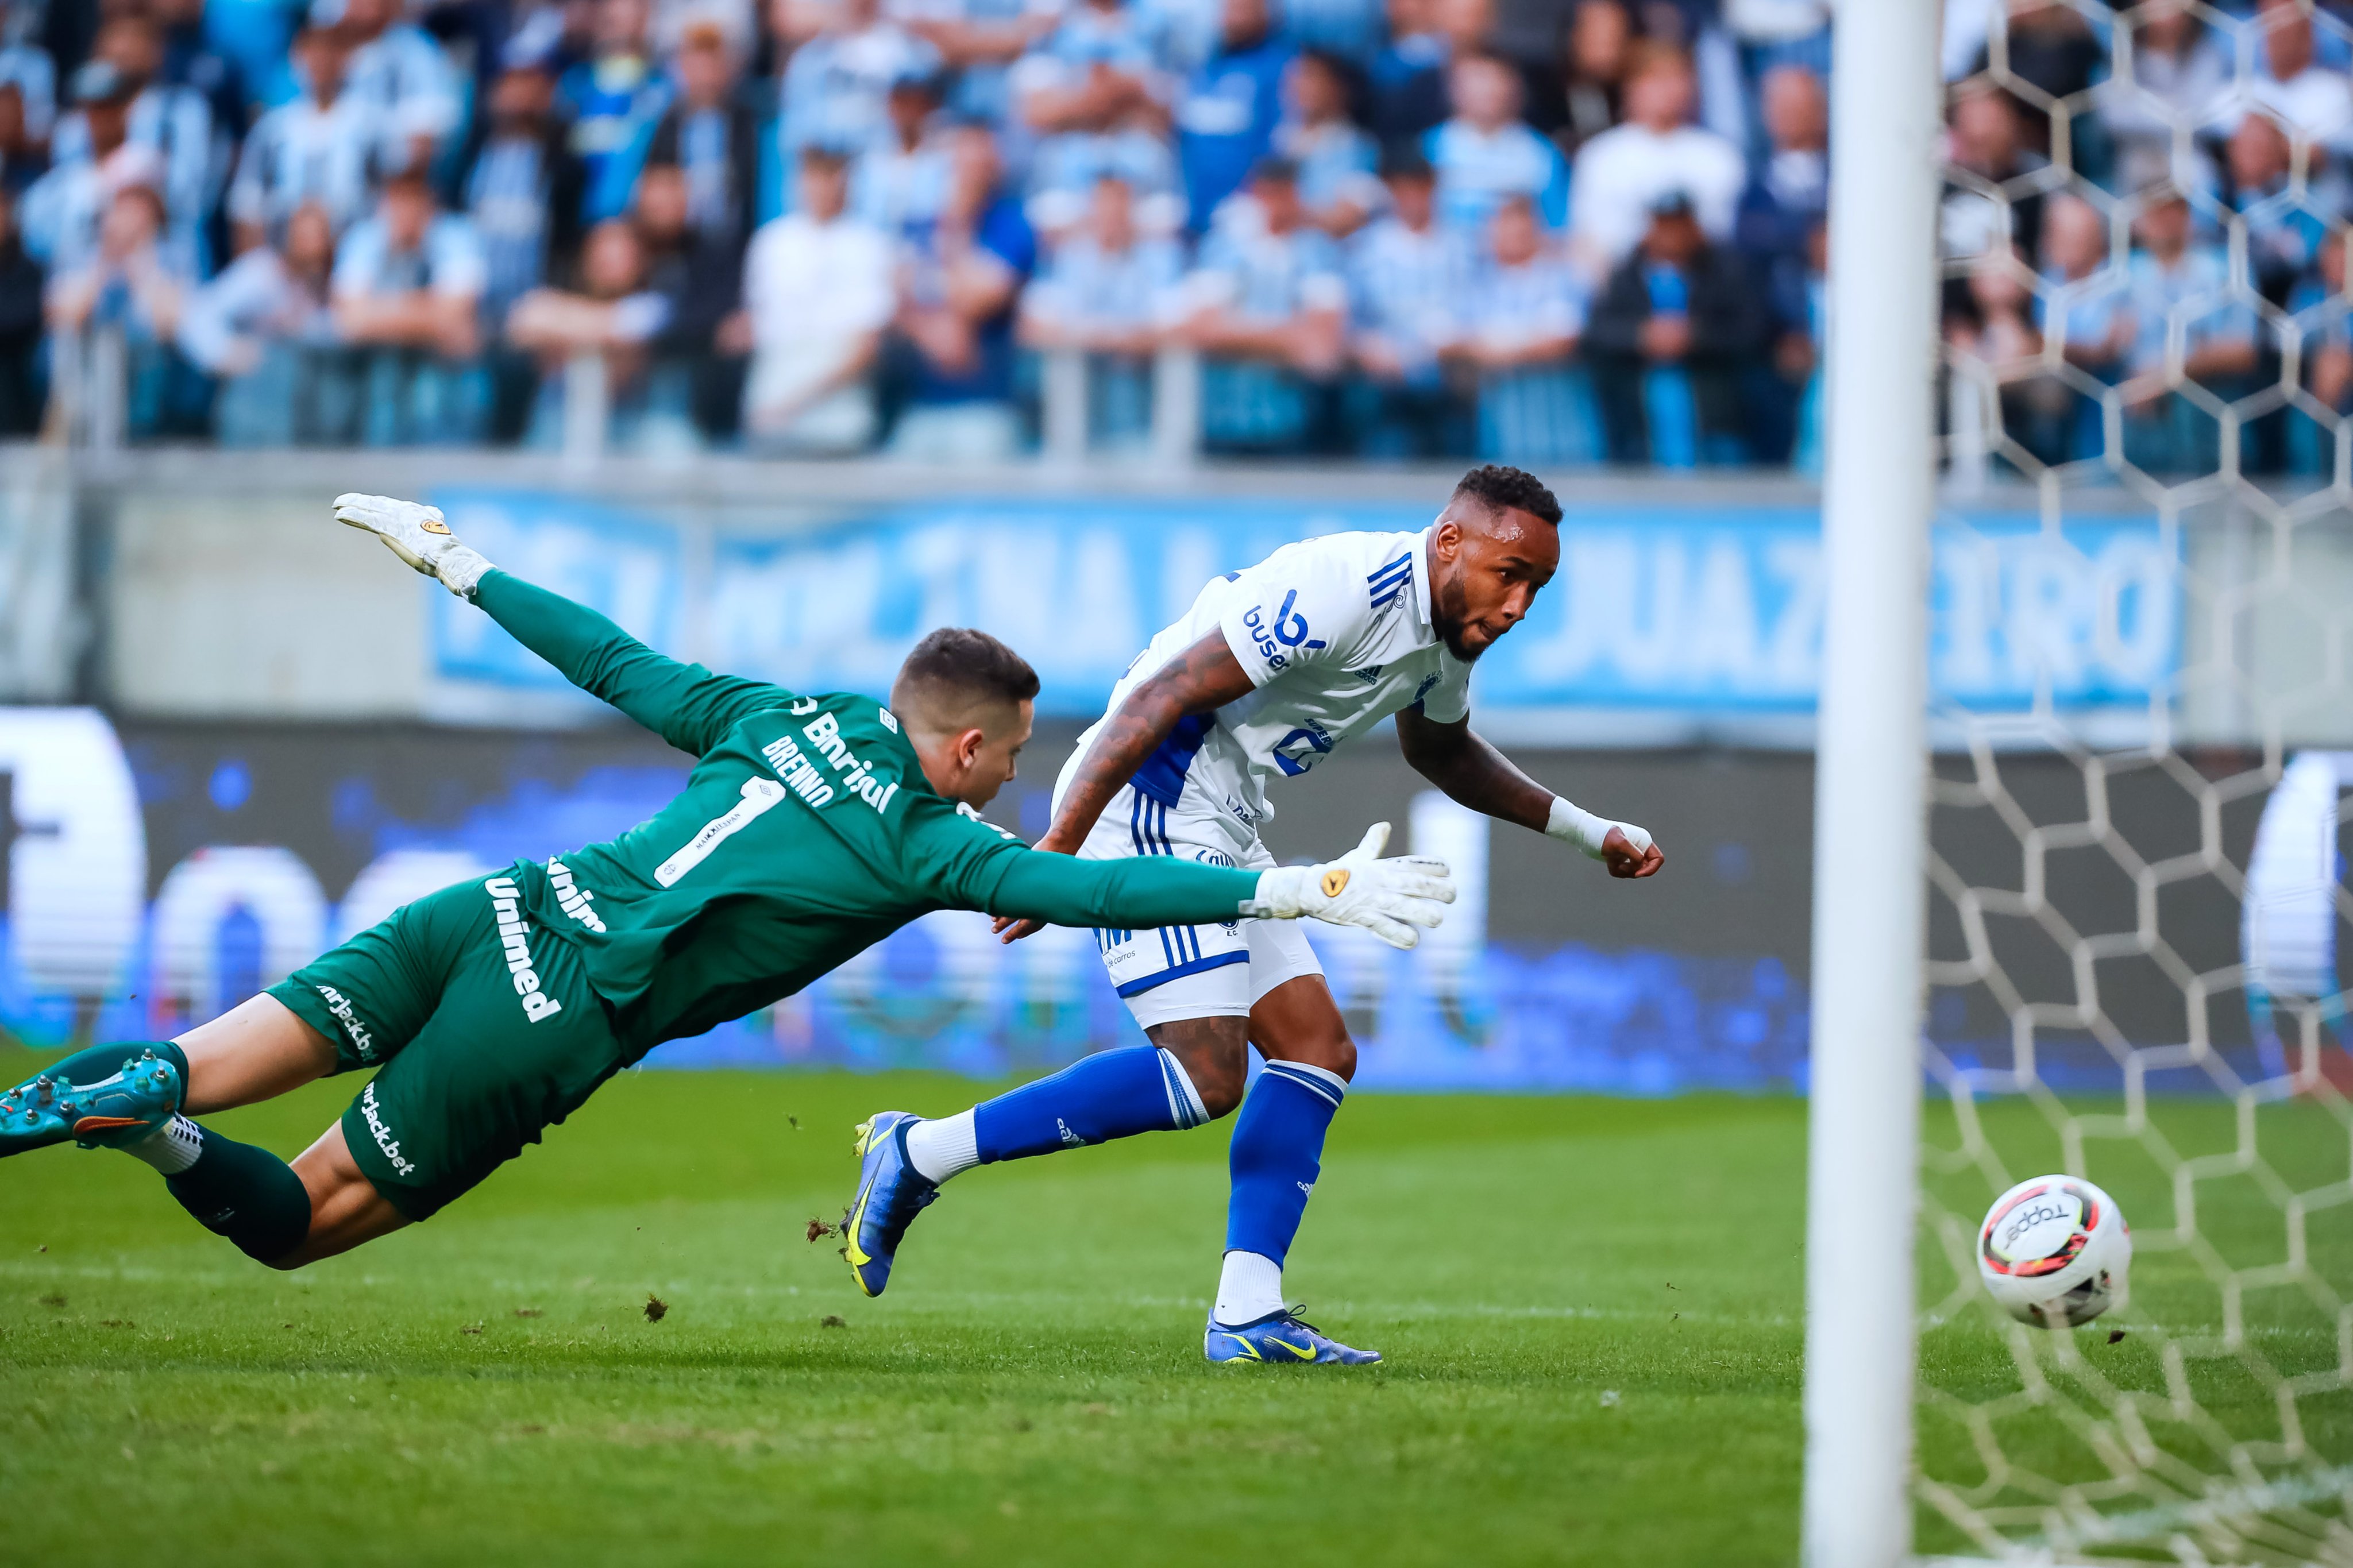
[843,1111,938,1298]
[1204,1307,1382,1366]
[0,1049,182,1157]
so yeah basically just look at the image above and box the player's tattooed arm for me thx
[991,629,1256,943]
[1395,706,1665,879]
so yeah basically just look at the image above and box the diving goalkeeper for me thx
[0,496,1453,1270]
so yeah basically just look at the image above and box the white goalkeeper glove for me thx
[1243,822,1455,950]
[332,492,494,598]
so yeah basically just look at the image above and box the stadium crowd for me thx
[0,0,2339,468]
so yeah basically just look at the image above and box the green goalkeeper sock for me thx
[164,1128,313,1265]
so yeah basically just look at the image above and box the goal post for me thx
[1801,2,1944,1566]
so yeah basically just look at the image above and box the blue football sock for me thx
[972,1046,1209,1164]
[1225,1060,1347,1266]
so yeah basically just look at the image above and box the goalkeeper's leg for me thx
[0,995,369,1266]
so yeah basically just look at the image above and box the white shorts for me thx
[1076,782,1325,1032]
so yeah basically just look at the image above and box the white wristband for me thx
[438,545,494,599]
[1546,795,1650,859]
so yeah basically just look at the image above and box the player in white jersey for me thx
[842,466,1662,1364]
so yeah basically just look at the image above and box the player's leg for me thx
[843,787,1252,1296]
[843,1001,1245,1298]
[1202,923,1379,1365]
[0,994,350,1264]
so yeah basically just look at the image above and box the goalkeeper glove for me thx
[332,493,494,598]
[1244,822,1455,949]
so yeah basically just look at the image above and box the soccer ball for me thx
[1976,1175,2131,1327]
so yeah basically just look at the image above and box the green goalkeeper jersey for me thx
[472,571,1263,1049]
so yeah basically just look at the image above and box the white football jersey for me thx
[1054,528,1472,835]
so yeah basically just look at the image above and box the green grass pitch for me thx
[14,1047,2344,1567]
[0,1054,1811,1567]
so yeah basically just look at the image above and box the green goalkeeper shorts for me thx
[266,871,634,1222]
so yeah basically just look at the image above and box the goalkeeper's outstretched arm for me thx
[331,494,787,756]
[1394,705,1665,878]
[982,822,1455,950]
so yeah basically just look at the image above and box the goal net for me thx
[1912,2,2353,1562]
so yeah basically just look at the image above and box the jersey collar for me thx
[1413,528,1437,629]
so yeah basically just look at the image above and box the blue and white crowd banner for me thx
[424,493,2184,724]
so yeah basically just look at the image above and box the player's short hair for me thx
[893,628,1040,731]
[1452,465,1562,527]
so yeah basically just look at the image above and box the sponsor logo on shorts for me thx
[315,984,377,1061]
[484,876,564,1024]
[1056,1118,1086,1148]
[360,1082,416,1176]
[545,858,606,933]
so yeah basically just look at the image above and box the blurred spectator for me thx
[331,168,489,445]
[226,26,373,251]
[45,183,199,437]
[179,199,339,444]
[508,217,686,450]
[1732,64,1824,288]
[1957,1,2103,119]
[857,71,949,231]
[1569,41,1742,265]
[56,16,215,277]
[896,0,1064,129]
[2120,183,2258,475]
[642,22,758,244]
[1551,0,1633,158]
[2224,112,2325,305]
[2100,0,2225,193]
[636,159,748,443]
[1345,150,1465,457]
[890,123,1035,457]
[1176,0,1293,233]
[458,59,588,333]
[739,146,893,450]
[0,7,52,152]
[1274,49,1381,236]
[1450,192,1589,464]
[0,183,40,432]
[331,0,464,175]
[1426,52,1567,237]
[782,0,943,168]
[560,0,670,221]
[1947,246,2070,469]
[22,61,164,276]
[2244,0,2353,158]
[1026,107,1182,241]
[1286,0,1384,66]
[1020,172,1183,447]
[456,57,588,441]
[1014,0,1162,144]
[1367,0,1489,149]
[150,0,246,141]
[1182,157,1345,452]
[0,81,46,195]
[1721,0,1830,84]
[2031,193,2128,464]
[1584,191,1767,465]
[1941,83,2050,272]
[2294,235,2353,459]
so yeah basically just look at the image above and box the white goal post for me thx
[1802,1,1942,1565]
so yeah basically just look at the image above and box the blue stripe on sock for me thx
[1262,1063,1345,1109]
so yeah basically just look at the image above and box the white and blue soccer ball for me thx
[1977,1175,2132,1328]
